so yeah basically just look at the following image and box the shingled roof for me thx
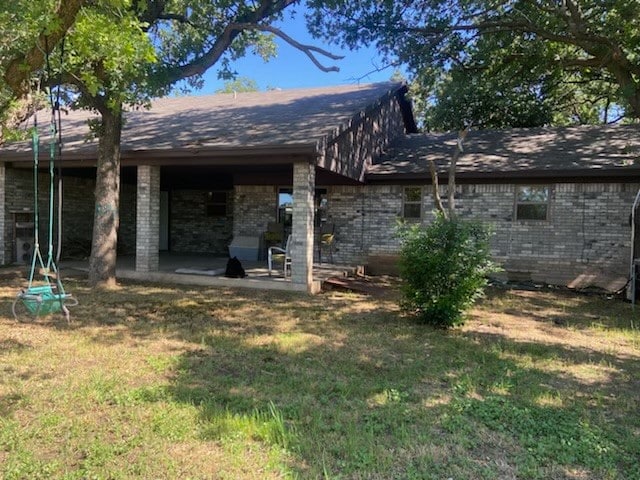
[367,125,640,181]
[2,82,406,162]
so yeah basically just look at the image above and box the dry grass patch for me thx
[0,272,638,479]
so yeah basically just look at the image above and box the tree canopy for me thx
[0,0,86,141]
[307,0,640,129]
[1,0,342,287]
[216,77,260,93]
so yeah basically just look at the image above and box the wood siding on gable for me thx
[318,91,407,182]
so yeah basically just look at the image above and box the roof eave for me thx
[6,143,320,167]
[365,167,640,183]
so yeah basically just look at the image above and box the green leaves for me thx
[215,76,259,93]
[397,213,499,327]
[64,6,156,109]
[308,0,640,125]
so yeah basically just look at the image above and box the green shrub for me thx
[397,213,499,327]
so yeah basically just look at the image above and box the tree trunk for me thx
[608,62,640,119]
[88,106,122,288]
[429,159,446,218]
[447,128,469,218]
[427,128,469,220]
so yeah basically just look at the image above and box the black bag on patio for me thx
[225,256,247,278]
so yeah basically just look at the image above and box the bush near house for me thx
[398,213,499,327]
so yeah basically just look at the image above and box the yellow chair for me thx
[318,223,335,263]
[268,234,292,277]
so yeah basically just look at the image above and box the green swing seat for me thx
[18,285,68,316]
[13,284,75,321]
[12,95,77,323]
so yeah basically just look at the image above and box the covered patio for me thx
[61,253,357,293]
[0,83,414,293]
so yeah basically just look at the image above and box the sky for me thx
[199,12,399,94]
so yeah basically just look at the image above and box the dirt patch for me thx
[322,275,400,298]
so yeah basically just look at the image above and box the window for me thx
[206,191,227,217]
[277,188,293,228]
[277,187,329,228]
[403,187,422,220]
[315,188,328,227]
[515,186,549,220]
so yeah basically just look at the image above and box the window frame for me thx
[514,185,550,221]
[402,186,423,221]
[276,187,294,228]
[276,186,329,228]
[205,190,228,218]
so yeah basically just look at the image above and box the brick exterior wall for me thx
[119,186,136,254]
[291,162,315,286]
[324,182,637,285]
[170,189,233,255]
[2,167,237,262]
[136,165,161,272]
[3,168,137,263]
[3,169,635,288]
[233,185,277,237]
[234,181,637,286]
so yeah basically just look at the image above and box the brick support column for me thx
[136,165,160,272]
[0,164,5,265]
[291,161,315,289]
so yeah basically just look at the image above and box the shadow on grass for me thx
[1,276,639,478]
[161,320,640,478]
[484,286,638,332]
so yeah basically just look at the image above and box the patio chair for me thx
[263,222,284,247]
[262,222,285,261]
[268,234,292,277]
[318,223,335,263]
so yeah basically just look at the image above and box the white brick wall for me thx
[332,182,638,284]
[3,162,636,287]
[291,162,315,287]
[135,165,160,272]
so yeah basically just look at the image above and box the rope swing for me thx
[12,40,77,322]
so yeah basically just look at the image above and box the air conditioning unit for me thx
[16,237,33,264]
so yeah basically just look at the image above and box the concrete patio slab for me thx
[61,253,355,294]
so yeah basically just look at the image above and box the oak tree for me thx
[307,0,640,128]
[2,0,341,287]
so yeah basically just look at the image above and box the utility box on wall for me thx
[12,211,34,264]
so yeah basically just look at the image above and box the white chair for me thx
[268,234,292,277]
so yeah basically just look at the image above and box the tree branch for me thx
[164,0,298,84]
[237,24,344,72]
[556,57,606,68]
[4,0,87,98]
[346,60,403,83]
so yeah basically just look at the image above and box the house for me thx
[0,82,639,293]
[368,127,640,292]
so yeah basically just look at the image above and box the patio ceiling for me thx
[54,163,360,189]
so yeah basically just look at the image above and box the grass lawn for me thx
[0,270,639,479]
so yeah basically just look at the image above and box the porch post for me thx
[136,165,160,272]
[0,164,5,265]
[291,160,315,290]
